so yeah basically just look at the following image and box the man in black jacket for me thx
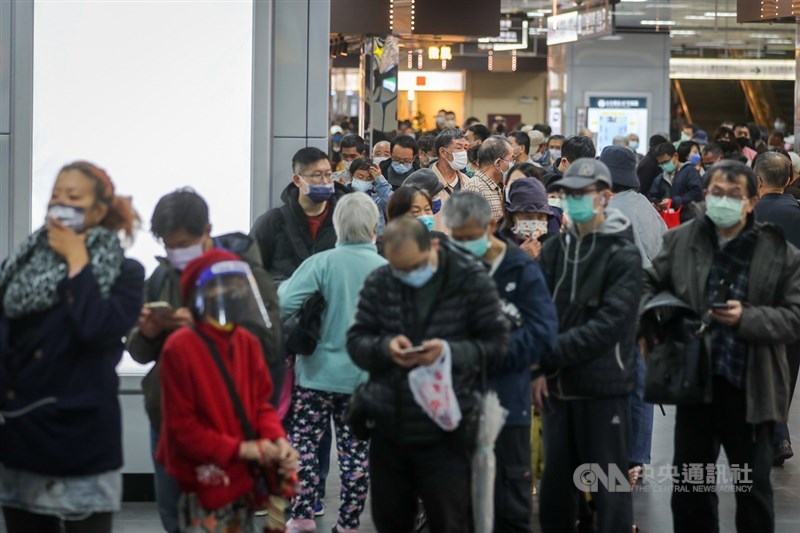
[753,152,800,466]
[536,158,643,533]
[637,134,668,197]
[347,217,509,532]
[380,135,421,190]
[250,147,348,284]
[643,160,800,532]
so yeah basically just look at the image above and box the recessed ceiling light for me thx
[749,33,783,39]
[704,12,737,17]
[670,30,697,36]
[685,15,714,20]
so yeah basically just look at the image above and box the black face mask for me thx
[736,137,752,150]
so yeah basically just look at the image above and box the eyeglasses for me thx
[300,171,334,182]
[392,157,415,165]
[708,191,745,201]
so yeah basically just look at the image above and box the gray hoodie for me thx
[608,190,667,268]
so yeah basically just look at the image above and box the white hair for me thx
[442,191,492,230]
[333,192,379,244]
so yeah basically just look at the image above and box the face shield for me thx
[193,260,272,331]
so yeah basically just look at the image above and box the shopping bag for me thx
[659,199,682,229]
[408,343,462,431]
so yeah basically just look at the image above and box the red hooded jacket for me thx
[156,250,286,510]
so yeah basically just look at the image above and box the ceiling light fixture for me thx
[684,15,714,20]
[512,50,517,72]
[704,12,737,17]
[488,50,493,72]
[670,30,697,36]
[440,45,452,61]
[428,46,439,60]
[641,20,677,26]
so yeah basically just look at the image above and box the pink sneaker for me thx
[286,518,317,533]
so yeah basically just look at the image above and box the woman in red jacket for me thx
[157,249,297,532]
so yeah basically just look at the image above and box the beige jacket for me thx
[431,161,470,234]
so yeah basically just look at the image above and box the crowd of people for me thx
[1,114,800,533]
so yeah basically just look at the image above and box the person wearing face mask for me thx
[379,135,421,190]
[277,194,386,533]
[535,159,643,533]
[648,141,703,223]
[416,134,437,168]
[127,189,282,533]
[501,175,559,260]
[346,217,509,532]
[430,128,470,233]
[251,147,348,285]
[642,160,800,533]
[427,109,448,136]
[157,250,298,531]
[443,192,558,533]
[402,169,445,221]
[627,133,641,154]
[345,156,394,233]
[547,134,565,167]
[465,123,491,149]
[600,146,667,483]
[733,122,759,164]
[372,140,392,167]
[465,135,515,222]
[0,161,144,533]
[333,134,367,185]
[636,134,669,198]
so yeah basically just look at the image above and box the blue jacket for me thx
[647,163,704,223]
[0,259,144,476]
[345,177,393,235]
[278,242,387,395]
[489,243,558,426]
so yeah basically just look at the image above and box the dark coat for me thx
[126,232,282,430]
[754,193,800,250]
[636,152,662,199]
[538,210,643,398]
[489,243,558,426]
[643,207,800,424]
[0,260,144,476]
[647,163,704,222]
[346,241,509,446]
[380,158,421,190]
[250,182,348,284]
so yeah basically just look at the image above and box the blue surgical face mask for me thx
[417,215,435,232]
[563,194,598,224]
[457,234,490,258]
[465,166,476,178]
[393,263,435,288]
[628,141,639,151]
[706,195,746,229]
[392,161,414,175]
[660,161,677,174]
[351,178,373,193]
[688,153,702,166]
[431,198,442,214]
[300,177,335,203]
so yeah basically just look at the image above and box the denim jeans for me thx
[629,348,654,465]
[150,427,181,533]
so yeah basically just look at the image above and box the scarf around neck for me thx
[0,226,124,319]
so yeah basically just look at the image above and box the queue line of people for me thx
[2,116,800,533]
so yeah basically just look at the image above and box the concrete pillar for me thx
[251,0,331,217]
[561,33,671,147]
[0,1,33,259]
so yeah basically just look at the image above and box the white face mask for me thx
[166,243,204,271]
[548,197,563,209]
[373,156,389,166]
[513,220,548,240]
[342,161,352,171]
[449,150,468,170]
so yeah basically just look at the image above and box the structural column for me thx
[0,0,33,260]
[251,0,331,217]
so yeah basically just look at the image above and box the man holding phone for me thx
[347,216,509,532]
[642,160,800,532]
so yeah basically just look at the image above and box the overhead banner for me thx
[547,2,612,46]
[669,58,795,81]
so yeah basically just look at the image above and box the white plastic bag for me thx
[408,342,462,431]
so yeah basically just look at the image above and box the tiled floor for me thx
[3,399,800,532]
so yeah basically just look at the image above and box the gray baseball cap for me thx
[547,158,613,192]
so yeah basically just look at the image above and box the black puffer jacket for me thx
[346,240,509,446]
[250,182,348,284]
[538,209,643,398]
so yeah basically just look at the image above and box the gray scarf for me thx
[0,226,123,319]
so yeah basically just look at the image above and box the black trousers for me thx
[672,377,774,533]
[369,435,471,533]
[773,340,800,444]
[493,425,533,533]
[2,507,113,533]
[538,395,632,533]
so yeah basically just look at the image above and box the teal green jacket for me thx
[278,242,387,394]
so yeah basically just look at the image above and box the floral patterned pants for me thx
[289,387,369,529]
